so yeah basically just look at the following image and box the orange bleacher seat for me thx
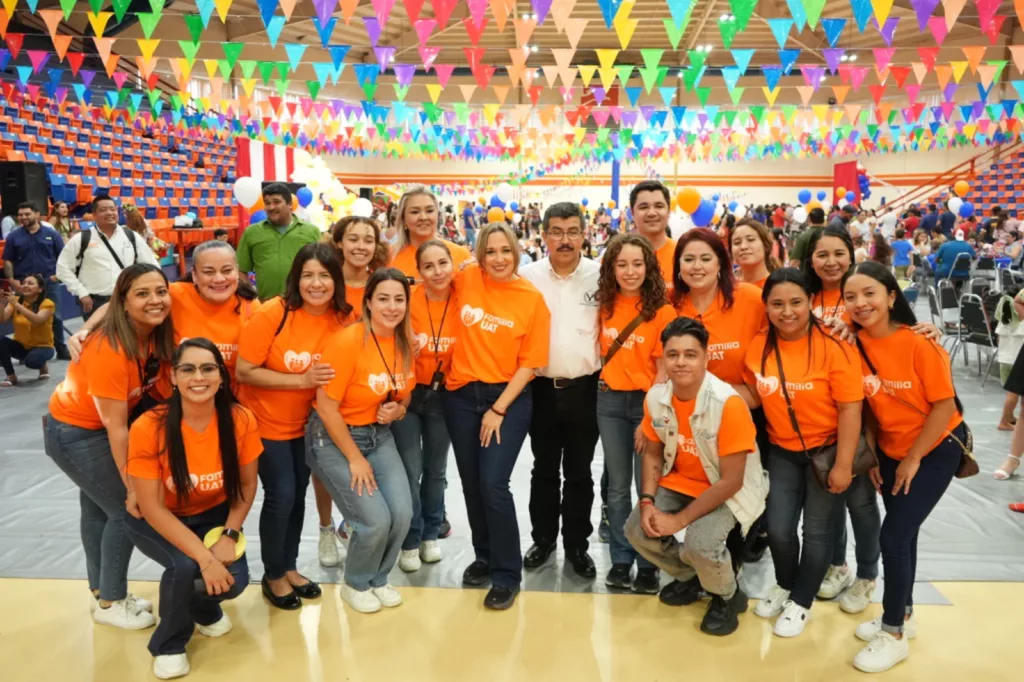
[86,148,100,161]
[6,149,26,162]
[156,205,170,219]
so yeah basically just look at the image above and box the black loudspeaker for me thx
[0,162,50,217]
[359,187,372,200]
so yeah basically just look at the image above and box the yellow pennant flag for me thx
[240,78,257,97]
[762,86,780,106]
[870,0,894,26]
[598,67,617,90]
[214,0,233,22]
[203,59,220,78]
[136,39,160,61]
[595,49,619,70]
[87,11,113,38]
[577,64,597,87]
[426,84,442,104]
[950,61,968,83]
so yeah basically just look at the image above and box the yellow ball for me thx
[486,207,506,223]
[677,186,701,214]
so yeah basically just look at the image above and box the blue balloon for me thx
[249,210,267,224]
[691,199,716,227]
[475,205,485,213]
[296,187,314,208]
[509,202,519,211]
[959,201,975,218]
[728,201,738,212]
[186,212,197,221]
[845,191,856,202]
[798,189,812,204]
[712,193,721,202]
[625,208,633,222]
[581,198,589,206]
[489,195,505,209]
[817,190,827,201]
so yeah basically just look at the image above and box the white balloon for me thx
[668,213,685,233]
[734,205,748,219]
[792,207,808,223]
[948,197,963,215]
[233,176,261,208]
[351,197,374,218]
[495,182,515,204]
[611,208,621,219]
[838,198,848,209]
[512,213,523,224]
[820,200,831,213]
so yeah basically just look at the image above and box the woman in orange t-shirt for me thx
[389,186,471,282]
[842,261,967,673]
[443,222,550,610]
[803,226,855,324]
[741,268,868,637]
[332,215,389,316]
[391,239,459,572]
[729,218,777,289]
[44,263,174,629]
[236,242,353,610]
[124,339,261,678]
[594,234,675,592]
[309,268,416,614]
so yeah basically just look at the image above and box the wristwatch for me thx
[222,528,241,542]
[639,493,656,504]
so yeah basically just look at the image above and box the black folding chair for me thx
[951,293,998,386]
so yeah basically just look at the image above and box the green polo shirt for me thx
[237,216,321,300]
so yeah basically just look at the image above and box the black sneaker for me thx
[632,567,661,595]
[439,514,452,539]
[597,505,611,543]
[700,588,749,636]
[659,576,703,606]
[462,560,491,587]
[605,563,633,589]
[483,585,519,610]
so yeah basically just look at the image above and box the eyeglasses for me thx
[174,363,221,378]
[547,228,584,240]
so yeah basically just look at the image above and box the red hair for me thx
[671,228,737,309]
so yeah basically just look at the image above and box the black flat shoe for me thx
[605,563,633,589]
[290,577,322,599]
[700,589,749,637]
[262,577,301,610]
[484,585,519,610]
[631,567,661,595]
[659,576,704,606]
[565,549,596,579]
[523,542,556,569]
[462,560,491,587]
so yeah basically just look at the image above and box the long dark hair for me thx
[870,232,892,266]
[671,228,735,309]
[361,267,414,374]
[161,338,246,507]
[729,218,780,273]
[282,242,352,318]
[841,261,917,329]
[597,233,667,321]
[182,240,257,315]
[803,225,855,295]
[759,267,848,374]
[18,273,46,313]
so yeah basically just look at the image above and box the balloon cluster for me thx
[857,163,871,202]
[792,189,831,221]
[948,180,974,218]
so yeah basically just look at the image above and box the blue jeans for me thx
[596,388,653,570]
[830,473,882,579]
[443,381,532,589]
[306,413,412,591]
[43,415,133,601]
[765,444,848,608]
[257,436,309,580]
[0,337,54,376]
[124,503,248,656]
[391,385,450,549]
[877,425,964,633]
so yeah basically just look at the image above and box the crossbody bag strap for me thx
[772,344,811,455]
[602,313,646,366]
[95,229,126,270]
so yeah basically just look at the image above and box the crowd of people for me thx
[0,178,1006,679]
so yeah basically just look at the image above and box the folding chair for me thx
[950,293,998,386]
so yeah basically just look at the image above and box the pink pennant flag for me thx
[371,0,396,26]
[112,71,128,89]
[873,47,896,72]
[414,18,436,45]
[433,63,455,87]
[975,0,1000,27]
[905,84,921,102]
[927,16,948,44]
[466,0,488,24]
[850,66,869,91]
[980,15,1006,45]
[26,49,49,74]
[418,45,440,69]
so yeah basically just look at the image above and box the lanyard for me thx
[425,289,451,371]
[814,291,839,320]
[369,329,398,402]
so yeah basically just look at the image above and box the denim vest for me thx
[644,373,769,535]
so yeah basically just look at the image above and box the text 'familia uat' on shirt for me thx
[169,282,257,378]
[409,284,459,387]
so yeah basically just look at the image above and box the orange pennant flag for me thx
[961,46,985,75]
[104,53,120,78]
[492,85,510,104]
[831,85,850,105]
[37,9,63,39]
[340,0,359,24]
[93,37,115,64]
[489,0,509,32]
[53,34,73,61]
[934,64,952,89]
[1011,45,1024,74]
[0,10,9,39]
[513,17,536,46]
[278,0,298,20]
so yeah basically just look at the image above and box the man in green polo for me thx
[237,182,321,300]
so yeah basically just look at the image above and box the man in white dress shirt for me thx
[56,195,158,320]
[520,202,602,578]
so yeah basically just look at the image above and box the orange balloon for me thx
[954,180,970,197]
[677,186,701,214]
[607,200,616,209]
[807,200,822,211]
[478,196,487,206]
[505,209,514,220]
[251,196,264,211]
[486,207,506,223]
[836,187,846,198]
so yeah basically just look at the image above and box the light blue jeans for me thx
[306,412,413,591]
[391,385,450,549]
[596,388,654,570]
[830,473,882,580]
[43,415,134,602]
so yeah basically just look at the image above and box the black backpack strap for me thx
[74,229,91,278]
[123,227,138,263]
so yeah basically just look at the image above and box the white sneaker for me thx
[817,564,855,599]
[398,548,422,572]
[853,631,910,673]
[93,598,157,630]
[420,540,442,563]
[196,613,232,638]
[153,653,190,680]
[754,584,790,618]
[318,525,341,567]
[773,600,810,638]
[840,579,876,614]
[856,614,918,641]
[339,584,382,614]
[92,592,152,613]
[371,584,403,608]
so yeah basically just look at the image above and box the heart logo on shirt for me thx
[461,305,484,326]
[863,374,881,398]
[164,473,200,494]
[283,350,312,373]
[368,373,390,395]
[603,327,619,340]
[414,332,429,351]
[755,373,779,397]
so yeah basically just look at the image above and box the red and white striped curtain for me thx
[235,138,295,183]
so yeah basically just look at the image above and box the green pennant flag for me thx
[801,0,827,29]
[987,60,1008,82]
[749,105,765,125]
[423,103,442,123]
[178,40,201,66]
[453,103,469,124]
[275,62,290,81]
[719,19,739,49]
[392,84,409,101]
[88,0,104,13]
[362,83,377,100]
[887,110,898,125]
[375,122,387,137]
[222,43,244,70]
[782,105,797,121]
[239,60,257,79]
[149,0,166,15]
[639,49,664,71]
[257,61,275,85]
[59,0,77,20]
[137,13,161,39]
[728,87,745,106]
[111,0,132,22]
[663,19,687,50]
[696,87,711,106]
[217,60,232,79]
[638,67,660,93]
[306,81,321,100]
[146,88,162,109]
[184,14,204,45]
[596,128,610,143]
[729,0,757,31]
[687,50,707,71]
[615,65,634,85]
[275,79,289,98]
[118,88,131,107]
[723,110,738,127]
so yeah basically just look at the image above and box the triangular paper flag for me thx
[870,0,894,25]
[87,11,113,37]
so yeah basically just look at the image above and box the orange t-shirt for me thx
[126,405,263,516]
[599,296,677,392]
[857,328,962,459]
[811,287,850,324]
[319,323,416,426]
[410,285,459,386]
[674,282,766,385]
[49,334,167,430]
[743,330,864,451]
[345,283,365,321]
[237,299,349,440]
[169,282,256,378]
[446,264,551,390]
[391,239,472,281]
[642,393,755,498]
[655,238,677,288]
